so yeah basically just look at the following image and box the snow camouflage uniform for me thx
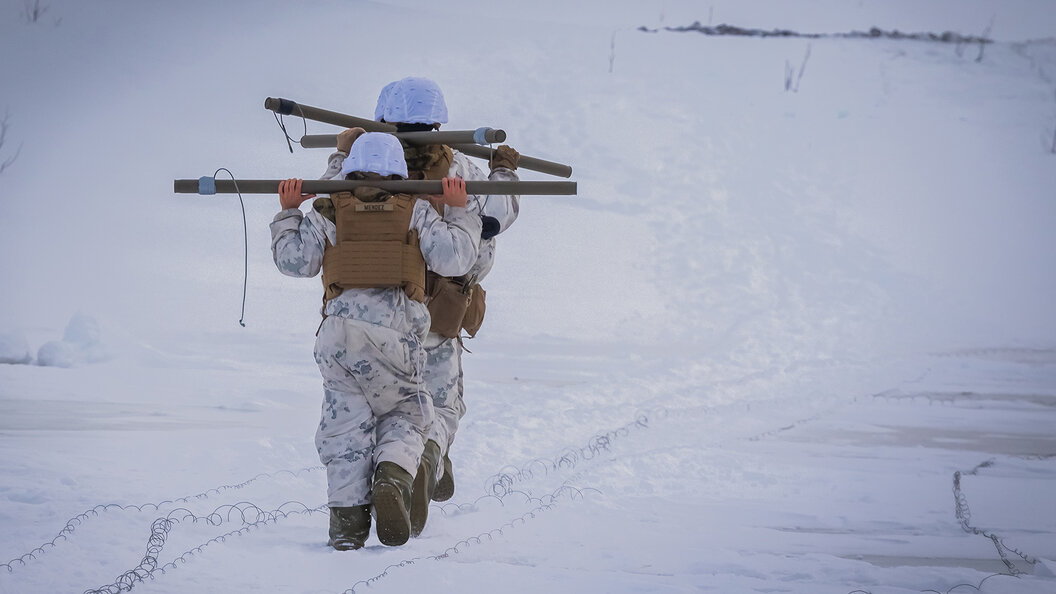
[374,78,519,488]
[271,135,482,519]
[322,147,519,469]
[317,76,520,539]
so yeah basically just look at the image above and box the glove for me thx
[336,127,366,153]
[489,145,519,171]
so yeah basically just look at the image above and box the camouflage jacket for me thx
[323,148,519,282]
[270,196,481,336]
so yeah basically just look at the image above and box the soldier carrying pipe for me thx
[271,132,481,550]
[174,78,578,550]
[336,76,524,541]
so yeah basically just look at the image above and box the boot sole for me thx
[373,482,411,546]
[328,537,363,551]
[409,466,429,537]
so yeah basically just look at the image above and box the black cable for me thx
[272,105,308,153]
[213,168,248,327]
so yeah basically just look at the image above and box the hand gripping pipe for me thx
[265,97,574,178]
[174,177,577,196]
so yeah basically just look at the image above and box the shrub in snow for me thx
[0,331,32,364]
[37,340,76,368]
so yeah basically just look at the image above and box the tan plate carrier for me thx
[321,192,427,304]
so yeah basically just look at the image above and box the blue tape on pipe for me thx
[198,176,216,195]
[474,127,490,146]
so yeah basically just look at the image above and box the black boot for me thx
[327,505,371,550]
[431,452,455,502]
[372,461,414,546]
[410,440,442,537]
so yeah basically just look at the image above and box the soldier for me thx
[271,132,482,550]
[321,76,520,537]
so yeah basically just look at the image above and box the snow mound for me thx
[0,331,32,365]
[36,340,77,368]
[35,313,110,368]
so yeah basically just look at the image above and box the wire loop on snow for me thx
[341,483,596,594]
[1,466,323,574]
[482,407,665,497]
[953,460,1038,575]
[82,500,327,594]
[8,409,664,592]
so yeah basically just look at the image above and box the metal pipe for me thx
[300,128,506,149]
[265,97,574,178]
[174,178,577,196]
[450,144,573,178]
[265,97,394,132]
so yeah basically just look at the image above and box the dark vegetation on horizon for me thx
[639,22,993,45]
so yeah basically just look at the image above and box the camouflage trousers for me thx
[314,316,434,507]
[421,332,466,455]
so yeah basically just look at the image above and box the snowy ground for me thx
[2,1,1055,593]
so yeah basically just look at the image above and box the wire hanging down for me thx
[213,168,248,327]
[272,105,308,153]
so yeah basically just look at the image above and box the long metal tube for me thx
[450,144,573,178]
[300,128,506,149]
[174,178,577,196]
[265,97,393,132]
[265,97,574,178]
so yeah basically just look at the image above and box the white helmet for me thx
[373,80,398,122]
[374,76,448,125]
[339,132,408,178]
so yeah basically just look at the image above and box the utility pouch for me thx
[427,276,472,339]
[461,284,486,338]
